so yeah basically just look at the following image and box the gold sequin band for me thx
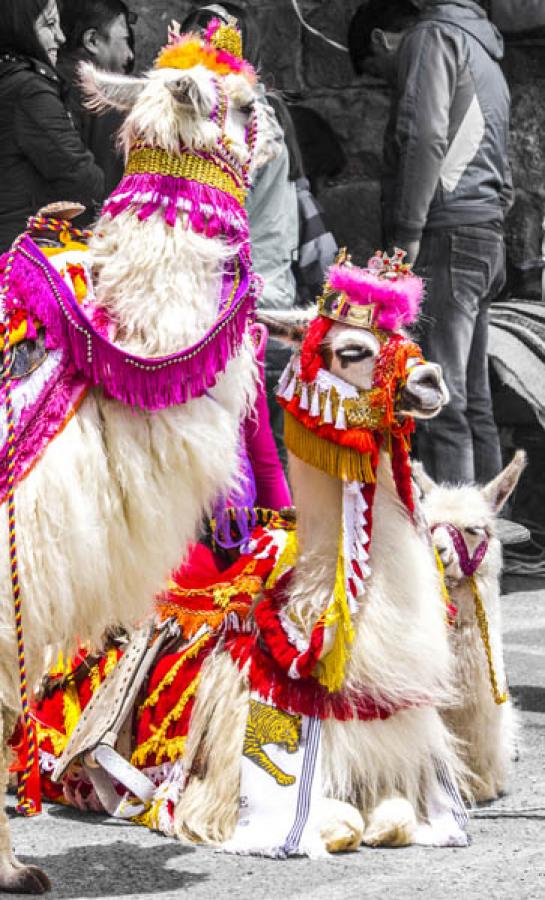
[125,147,247,206]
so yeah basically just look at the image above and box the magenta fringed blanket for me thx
[103,173,249,244]
[6,237,260,411]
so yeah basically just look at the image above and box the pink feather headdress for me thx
[318,249,423,332]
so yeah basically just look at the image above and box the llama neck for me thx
[90,214,235,357]
[289,453,342,563]
[290,450,403,562]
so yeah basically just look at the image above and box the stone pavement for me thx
[7,578,545,900]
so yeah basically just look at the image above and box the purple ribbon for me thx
[432,523,488,577]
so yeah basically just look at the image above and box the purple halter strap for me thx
[432,523,489,577]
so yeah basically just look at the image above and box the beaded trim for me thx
[125,147,247,206]
[8,237,260,410]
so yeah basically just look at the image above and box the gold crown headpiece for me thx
[317,248,423,332]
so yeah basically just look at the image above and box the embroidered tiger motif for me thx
[243,699,302,786]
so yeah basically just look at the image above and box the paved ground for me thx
[7,576,545,900]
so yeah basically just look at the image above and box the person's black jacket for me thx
[382,0,512,246]
[57,50,124,202]
[0,52,105,251]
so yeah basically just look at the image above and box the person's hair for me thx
[0,0,52,66]
[348,0,420,74]
[180,3,261,68]
[59,0,129,52]
[266,93,305,182]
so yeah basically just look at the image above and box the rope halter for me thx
[431,523,507,705]
[431,523,489,577]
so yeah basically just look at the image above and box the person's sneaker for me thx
[496,519,531,545]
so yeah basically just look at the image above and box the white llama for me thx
[413,451,526,802]
[0,42,276,893]
[173,303,470,853]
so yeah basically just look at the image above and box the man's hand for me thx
[402,240,421,266]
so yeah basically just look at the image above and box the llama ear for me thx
[223,73,255,109]
[79,62,145,112]
[411,460,436,497]
[166,73,211,116]
[255,307,317,349]
[481,450,527,513]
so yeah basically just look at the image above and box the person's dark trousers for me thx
[264,336,292,473]
[414,224,505,485]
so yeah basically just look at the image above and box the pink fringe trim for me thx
[103,173,249,243]
[7,237,260,412]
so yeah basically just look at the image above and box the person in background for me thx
[57,0,135,200]
[349,0,512,485]
[0,0,104,251]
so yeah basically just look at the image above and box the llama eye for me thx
[465,526,484,537]
[336,347,373,363]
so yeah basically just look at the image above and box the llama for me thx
[0,22,276,894]
[413,451,526,802]
[172,254,470,853]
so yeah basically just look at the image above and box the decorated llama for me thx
[413,451,526,802]
[169,251,471,854]
[0,20,276,895]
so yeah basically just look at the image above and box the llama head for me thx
[79,59,258,163]
[413,450,527,583]
[259,250,448,415]
[258,306,449,414]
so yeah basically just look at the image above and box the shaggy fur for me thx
[173,320,467,852]
[0,56,272,892]
[414,452,526,802]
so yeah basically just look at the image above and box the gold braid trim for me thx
[470,575,508,705]
[89,664,101,695]
[284,412,376,483]
[166,567,261,609]
[125,147,247,206]
[131,675,200,767]
[139,632,211,713]
[63,681,81,739]
[104,649,119,678]
[37,725,68,756]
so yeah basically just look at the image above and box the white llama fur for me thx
[414,451,526,802]
[0,57,277,892]
[173,322,468,852]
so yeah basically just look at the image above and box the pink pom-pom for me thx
[327,263,423,331]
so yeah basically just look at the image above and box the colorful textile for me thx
[222,697,326,858]
[32,519,403,832]
[0,243,98,503]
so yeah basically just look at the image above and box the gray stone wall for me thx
[131,1,545,283]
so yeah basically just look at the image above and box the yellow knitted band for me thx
[125,147,247,206]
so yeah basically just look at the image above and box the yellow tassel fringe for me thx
[284,412,376,483]
[131,676,200,768]
[139,632,211,713]
[316,520,355,693]
[265,530,299,589]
